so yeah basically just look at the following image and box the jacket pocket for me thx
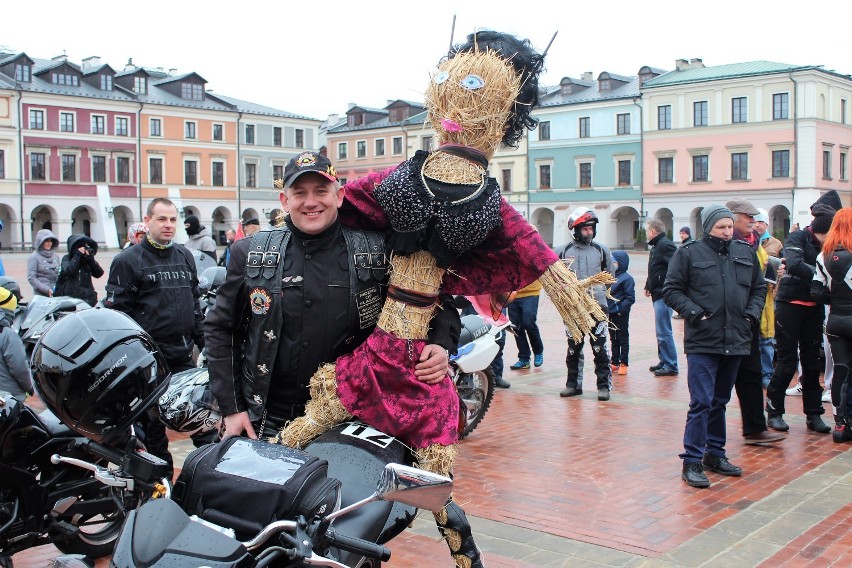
[733,257,754,286]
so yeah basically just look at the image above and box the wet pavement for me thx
[5,249,850,567]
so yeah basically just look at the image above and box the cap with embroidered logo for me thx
[280,152,338,189]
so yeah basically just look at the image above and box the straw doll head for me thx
[426,30,544,161]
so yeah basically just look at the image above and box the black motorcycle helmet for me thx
[31,308,170,444]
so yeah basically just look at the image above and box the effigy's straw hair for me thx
[275,363,351,448]
[377,251,445,339]
[422,151,485,185]
[539,260,615,339]
[426,50,522,160]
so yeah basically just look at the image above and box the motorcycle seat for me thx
[458,314,491,346]
[36,407,75,437]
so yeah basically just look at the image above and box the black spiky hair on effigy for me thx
[450,30,545,148]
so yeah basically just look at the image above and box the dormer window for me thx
[15,63,31,82]
[51,72,79,86]
[599,79,610,91]
[100,74,113,90]
[134,76,147,94]
[347,113,365,127]
[181,83,203,100]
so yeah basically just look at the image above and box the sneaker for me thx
[510,360,530,370]
[534,354,544,367]
[560,387,582,397]
[618,364,628,376]
[654,367,678,377]
[785,383,803,396]
[822,392,832,403]
[833,423,852,443]
[649,363,663,372]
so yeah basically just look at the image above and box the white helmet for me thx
[158,368,221,435]
[568,207,598,243]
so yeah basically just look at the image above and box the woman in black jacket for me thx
[811,207,852,443]
[56,235,104,306]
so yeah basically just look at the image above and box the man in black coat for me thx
[664,205,766,488]
[645,219,679,376]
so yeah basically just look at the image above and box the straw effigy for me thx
[274,362,351,448]
[540,260,616,339]
[377,251,445,339]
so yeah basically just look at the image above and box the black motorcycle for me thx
[0,393,171,567]
[110,422,451,567]
[11,293,91,358]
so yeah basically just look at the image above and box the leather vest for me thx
[241,226,387,422]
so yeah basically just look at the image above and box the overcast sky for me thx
[3,0,850,121]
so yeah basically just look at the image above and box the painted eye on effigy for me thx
[433,71,450,84]
[460,74,485,90]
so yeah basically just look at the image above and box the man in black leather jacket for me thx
[205,152,459,439]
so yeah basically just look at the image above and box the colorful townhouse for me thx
[0,49,320,250]
[641,59,852,236]
[528,67,664,248]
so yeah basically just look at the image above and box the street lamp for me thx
[104,206,114,219]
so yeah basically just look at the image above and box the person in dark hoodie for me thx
[55,235,104,306]
[184,214,217,262]
[27,228,60,297]
[766,190,842,435]
[608,250,635,376]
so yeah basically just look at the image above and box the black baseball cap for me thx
[282,152,338,188]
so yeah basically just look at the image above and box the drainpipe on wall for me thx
[789,70,799,226]
[236,112,242,220]
[137,103,144,220]
[16,89,25,250]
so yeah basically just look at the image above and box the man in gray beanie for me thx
[663,205,767,488]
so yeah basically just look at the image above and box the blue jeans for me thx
[653,299,678,371]
[680,353,742,463]
[759,337,775,388]
[508,295,544,360]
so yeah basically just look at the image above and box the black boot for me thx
[434,500,485,568]
[806,414,831,434]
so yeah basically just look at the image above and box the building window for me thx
[392,137,403,155]
[181,83,203,100]
[658,157,674,183]
[0,150,4,179]
[501,169,512,192]
[295,129,304,148]
[134,76,147,94]
[273,127,282,147]
[840,152,847,180]
[150,118,162,137]
[51,72,79,86]
[245,163,257,188]
[579,163,592,188]
[731,152,749,180]
[375,139,385,156]
[773,93,789,120]
[618,160,631,186]
[539,121,551,141]
[657,106,672,130]
[842,100,848,125]
[59,112,74,132]
[772,150,790,178]
[212,162,224,187]
[823,150,832,179]
[30,153,46,180]
[91,115,105,134]
[732,97,747,123]
[693,101,708,127]
[693,155,709,182]
[185,122,197,139]
[29,109,44,130]
[61,154,76,181]
[245,125,255,145]
[539,164,551,189]
[213,123,223,142]
[273,165,284,183]
[184,160,198,185]
[92,155,106,182]
[149,158,163,184]
[15,63,30,82]
[100,74,112,91]
[357,140,367,158]
[599,79,610,91]
[616,114,630,135]
[579,117,590,138]
[116,157,130,183]
[116,117,129,136]
[338,142,348,160]
[421,136,433,152]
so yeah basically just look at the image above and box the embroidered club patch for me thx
[250,287,272,315]
[295,152,317,167]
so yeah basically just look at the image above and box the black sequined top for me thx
[373,151,503,267]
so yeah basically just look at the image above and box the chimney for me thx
[675,59,690,71]
[81,56,100,70]
[51,53,67,63]
[690,58,704,69]
[347,102,357,110]
[581,71,593,82]
[325,113,339,127]
[124,57,136,72]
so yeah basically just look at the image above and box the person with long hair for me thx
[811,207,852,443]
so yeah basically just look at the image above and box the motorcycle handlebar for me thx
[325,528,391,562]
